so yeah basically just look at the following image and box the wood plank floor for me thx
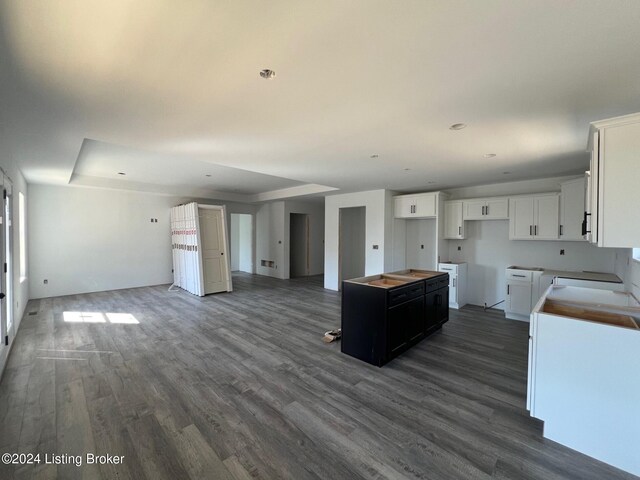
[0,273,636,480]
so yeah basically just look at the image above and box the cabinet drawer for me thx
[425,279,439,293]
[506,270,533,282]
[437,276,449,289]
[438,264,457,273]
[388,282,425,307]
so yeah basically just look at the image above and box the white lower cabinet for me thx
[438,262,466,309]
[505,268,542,321]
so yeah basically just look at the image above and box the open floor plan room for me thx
[2,1,640,479]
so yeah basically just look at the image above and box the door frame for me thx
[289,212,310,278]
[0,179,14,378]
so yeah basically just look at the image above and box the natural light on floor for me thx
[63,311,139,324]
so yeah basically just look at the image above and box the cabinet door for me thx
[387,296,423,356]
[394,196,415,218]
[507,283,532,316]
[449,279,457,305]
[509,197,535,239]
[588,130,600,244]
[444,201,464,239]
[415,193,436,218]
[534,195,559,240]
[484,198,509,219]
[406,296,425,343]
[424,290,438,331]
[463,200,485,220]
[560,179,586,241]
[436,288,449,324]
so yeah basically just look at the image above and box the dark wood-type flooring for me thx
[0,273,636,480]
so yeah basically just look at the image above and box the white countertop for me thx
[542,270,622,284]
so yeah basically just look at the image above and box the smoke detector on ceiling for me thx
[260,69,276,79]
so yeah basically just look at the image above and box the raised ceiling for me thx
[1,1,640,198]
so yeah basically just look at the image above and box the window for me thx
[633,248,640,263]
[19,192,26,281]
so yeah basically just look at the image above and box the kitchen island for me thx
[528,285,640,476]
[341,269,448,367]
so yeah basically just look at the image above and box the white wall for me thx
[325,190,391,290]
[405,219,438,271]
[29,185,182,298]
[28,184,256,298]
[284,200,324,278]
[256,201,286,279]
[238,214,252,273]
[230,214,240,271]
[0,158,29,377]
[447,220,619,309]
[615,249,640,300]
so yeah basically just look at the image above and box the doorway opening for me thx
[289,213,310,278]
[230,213,253,274]
[338,206,366,288]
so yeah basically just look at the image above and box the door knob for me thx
[0,293,5,299]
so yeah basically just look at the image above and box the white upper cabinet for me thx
[509,194,560,240]
[462,197,509,220]
[559,177,586,241]
[444,201,465,239]
[394,192,437,218]
[394,196,416,218]
[587,113,640,248]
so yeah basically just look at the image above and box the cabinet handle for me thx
[458,226,461,235]
[529,225,532,236]
[486,205,489,215]
[507,285,510,295]
[559,225,563,236]
[535,225,538,236]
[582,211,591,235]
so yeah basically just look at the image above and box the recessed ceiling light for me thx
[370,154,379,158]
[117,172,126,175]
[484,153,497,158]
[427,181,437,184]
[449,123,467,130]
[404,168,411,171]
[205,174,212,177]
[259,69,276,79]
[503,171,511,175]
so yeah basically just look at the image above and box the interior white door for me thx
[199,207,229,294]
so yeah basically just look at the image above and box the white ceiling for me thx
[1,1,640,199]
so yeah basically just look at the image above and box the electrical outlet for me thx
[420,244,424,249]
[372,245,379,250]
[457,246,462,251]
[43,279,48,284]
[560,249,565,255]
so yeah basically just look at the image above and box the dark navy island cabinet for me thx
[341,269,449,367]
